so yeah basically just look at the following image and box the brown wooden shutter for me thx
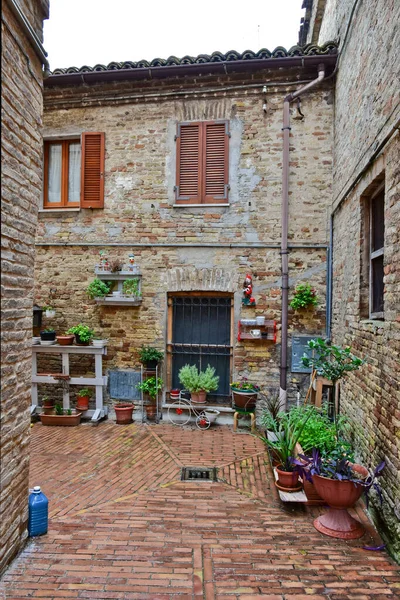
[203,122,229,204]
[175,123,201,204]
[80,132,105,208]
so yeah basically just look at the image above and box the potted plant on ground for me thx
[76,387,93,412]
[138,376,163,420]
[56,332,75,346]
[230,378,260,410]
[138,346,164,370]
[289,283,319,311]
[295,450,385,539]
[86,278,111,300]
[260,407,313,492]
[40,403,82,426]
[67,324,95,346]
[178,364,219,404]
[40,328,56,343]
[114,402,135,424]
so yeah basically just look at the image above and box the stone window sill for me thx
[39,208,80,215]
[173,204,229,208]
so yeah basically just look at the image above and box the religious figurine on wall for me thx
[242,273,256,306]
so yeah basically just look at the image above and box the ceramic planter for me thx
[204,409,220,424]
[45,310,56,318]
[40,331,56,342]
[40,411,81,427]
[92,339,107,348]
[191,391,207,404]
[56,334,74,346]
[312,464,369,539]
[275,465,302,492]
[76,395,90,411]
[114,403,134,424]
[74,334,90,346]
[231,389,257,410]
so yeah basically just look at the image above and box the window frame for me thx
[43,139,81,209]
[175,120,230,206]
[369,183,385,319]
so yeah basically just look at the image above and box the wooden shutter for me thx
[80,132,105,208]
[175,123,201,204]
[203,122,229,204]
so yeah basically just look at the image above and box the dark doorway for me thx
[168,295,233,404]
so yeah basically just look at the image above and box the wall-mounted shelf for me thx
[237,319,276,342]
[95,267,142,305]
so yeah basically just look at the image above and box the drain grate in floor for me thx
[181,467,218,481]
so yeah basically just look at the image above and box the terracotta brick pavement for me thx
[0,422,399,599]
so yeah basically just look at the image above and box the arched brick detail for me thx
[166,267,238,292]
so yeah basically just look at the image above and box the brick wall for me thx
[316,0,400,561]
[1,0,48,574]
[37,72,333,406]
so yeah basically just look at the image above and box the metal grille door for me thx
[170,296,232,403]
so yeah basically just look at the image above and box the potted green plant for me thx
[86,278,111,299]
[260,393,282,441]
[260,407,313,492]
[76,387,93,411]
[178,364,219,403]
[138,376,163,420]
[114,402,135,424]
[91,337,108,348]
[289,283,319,310]
[41,395,55,415]
[295,450,385,539]
[67,324,95,346]
[122,278,140,297]
[40,328,56,343]
[42,305,56,318]
[230,378,260,410]
[40,403,82,426]
[138,346,164,369]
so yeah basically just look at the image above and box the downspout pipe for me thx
[280,63,326,410]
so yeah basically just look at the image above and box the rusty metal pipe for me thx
[279,64,325,410]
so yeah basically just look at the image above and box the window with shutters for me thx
[175,121,229,205]
[43,132,105,209]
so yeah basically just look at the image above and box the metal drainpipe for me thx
[5,0,50,73]
[326,214,334,341]
[280,63,326,410]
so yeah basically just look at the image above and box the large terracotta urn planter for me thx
[114,403,134,424]
[312,464,369,539]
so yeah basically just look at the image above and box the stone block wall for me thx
[36,72,333,406]
[1,0,48,575]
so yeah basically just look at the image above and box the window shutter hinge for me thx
[174,135,177,141]
[228,132,231,138]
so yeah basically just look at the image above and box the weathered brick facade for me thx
[309,0,400,561]
[1,0,49,574]
[37,66,334,413]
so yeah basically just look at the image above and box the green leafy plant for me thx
[138,346,164,363]
[41,328,55,333]
[42,305,53,311]
[289,283,318,310]
[66,408,72,415]
[55,403,64,415]
[260,393,283,431]
[259,407,314,472]
[67,324,95,343]
[178,364,219,393]
[137,376,163,399]
[77,388,93,397]
[122,278,140,297]
[86,278,111,299]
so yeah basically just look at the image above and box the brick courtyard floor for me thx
[1,421,399,599]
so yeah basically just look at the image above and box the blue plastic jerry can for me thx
[28,486,48,536]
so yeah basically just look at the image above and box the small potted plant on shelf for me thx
[86,278,111,299]
[40,328,56,343]
[42,305,56,318]
[76,387,93,412]
[178,364,219,404]
[138,346,164,370]
[67,324,95,346]
[259,407,313,492]
[56,332,75,346]
[114,401,135,424]
[294,449,385,539]
[122,278,140,298]
[138,376,163,420]
[40,403,82,427]
[230,378,260,410]
[41,395,55,415]
[91,337,108,348]
[289,283,319,311]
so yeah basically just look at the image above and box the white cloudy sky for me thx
[44,0,304,70]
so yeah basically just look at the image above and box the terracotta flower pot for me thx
[275,465,302,492]
[76,395,90,411]
[231,389,257,410]
[40,411,81,426]
[114,403,134,424]
[146,404,157,421]
[312,465,369,539]
[56,334,74,346]
[191,390,207,404]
